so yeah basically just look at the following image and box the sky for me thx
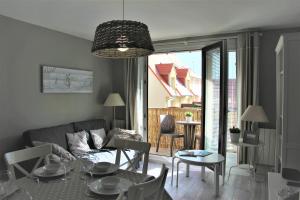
[172,51,236,79]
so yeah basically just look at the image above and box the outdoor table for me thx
[176,121,201,149]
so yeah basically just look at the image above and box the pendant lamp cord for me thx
[122,0,124,20]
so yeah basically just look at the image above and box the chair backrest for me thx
[160,115,176,133]
[127,164,169,200]
[4,144,52,179]
[115,139,151,174]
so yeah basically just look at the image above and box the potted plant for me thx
[229,126,240,143]
[185,112,193,122]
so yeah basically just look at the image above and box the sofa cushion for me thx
[66,131,91,155]
[73,119,106,149]
[23,123,74,149]
[90,128,107,149]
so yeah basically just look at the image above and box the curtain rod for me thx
[153,31,263,45]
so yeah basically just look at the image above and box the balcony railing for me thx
[148,107,202,149]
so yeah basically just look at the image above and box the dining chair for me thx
[4,144,52,180]
[127,164,169,200]
[156,114,184,156]
[115,139,151,174]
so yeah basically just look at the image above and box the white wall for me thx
[148,68,169,108]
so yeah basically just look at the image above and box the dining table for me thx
[176,120,201,149]
[13,160,172,200]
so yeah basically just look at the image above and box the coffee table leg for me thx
[201,166,205,181]
[176,161,181,187]
[171,156,175,185]
[214,164,219,196]
[186,164,190,177]
[222,162,225,185]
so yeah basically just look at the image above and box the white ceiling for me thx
[0,0,300,41]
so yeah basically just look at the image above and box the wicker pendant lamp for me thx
[91,0,154,58]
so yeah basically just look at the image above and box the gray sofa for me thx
[23,119,136,166]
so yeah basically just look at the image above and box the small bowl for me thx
[94,162,111,172]
[101,176,120,190]
[43,163,61,174]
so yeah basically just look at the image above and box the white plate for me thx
[33,166,71,178]
[89,164,119,176]
[88,177,133,196]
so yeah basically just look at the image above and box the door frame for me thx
[201,41,228,157]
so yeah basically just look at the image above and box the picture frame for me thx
[41,65,93,93]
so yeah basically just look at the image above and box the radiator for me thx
[257,128,276,166]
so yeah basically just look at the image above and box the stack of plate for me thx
[33,163,71,178]
[88,176,133,196]
[90,162,119,176]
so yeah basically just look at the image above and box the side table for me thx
[227,140,263,182]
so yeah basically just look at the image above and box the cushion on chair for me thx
[160,115,176,133]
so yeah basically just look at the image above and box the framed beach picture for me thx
[42,65,93,93]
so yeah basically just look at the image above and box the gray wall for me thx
[111,60,126,120]
[0,15,115,169]
[259,27,300,128]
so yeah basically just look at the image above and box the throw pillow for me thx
[90,128,106,149]
[32,141,76,161]
[66,130,91,155]
[105,128,142,148]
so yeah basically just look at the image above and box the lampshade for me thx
[241,105,269,123]
[91,20,154,58]
[104,93,125,107]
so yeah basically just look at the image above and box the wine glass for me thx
[60,156,71,182]
[84,172,96,198]
[79,156,94,180]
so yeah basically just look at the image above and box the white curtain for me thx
[134,57,147,139]
[237,32,260,163]
[125,57,147,138]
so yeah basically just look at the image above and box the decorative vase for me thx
[185,116,192,122]
[230,133,240,143]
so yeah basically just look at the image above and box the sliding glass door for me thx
[201,41,228,156]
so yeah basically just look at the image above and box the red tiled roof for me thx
[175,67,188,78]
[156,63,173,75]
[148,66,175,96]
[175,67,188,85]
[156,63,174,84]
[149,63,196,98]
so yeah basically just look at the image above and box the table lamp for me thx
[104,93,125,121]
[241,105,269,144]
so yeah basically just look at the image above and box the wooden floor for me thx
[142,154,269,200]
